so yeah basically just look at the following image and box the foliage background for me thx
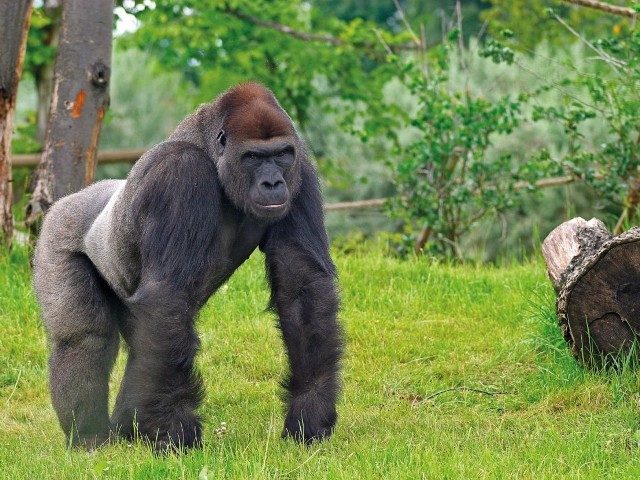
[13,0,640,258]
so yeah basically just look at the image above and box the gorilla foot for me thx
[149,426,202,453]
[281,392,337,444]
[149,434,203,455]
[141,413,202,453]
[111,407,202,452]
[281,422,333,445]
[69,430,115,451]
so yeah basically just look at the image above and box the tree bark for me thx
[26,0,113,234]
[35,1,63,143]
[0,0,34,248]
[542,217,640,366]
[541,217,611,293]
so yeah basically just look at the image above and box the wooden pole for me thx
[0,0,34,248]
[26,0,114,234]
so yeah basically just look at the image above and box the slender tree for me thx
[30,1,63,143]
[0,0,34,248]
[26,0,114,234]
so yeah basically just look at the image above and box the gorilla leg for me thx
[37,253,120,448]
[111,281,204,451]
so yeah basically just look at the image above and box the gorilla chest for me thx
[213,209,267,279]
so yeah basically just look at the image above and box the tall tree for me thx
[27,1,63,143]
[0,0,34,248]
[26,0,114,233]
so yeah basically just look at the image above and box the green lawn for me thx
[1,245,640,479]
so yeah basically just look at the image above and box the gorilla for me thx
[32,82,343,451]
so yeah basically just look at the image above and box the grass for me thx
[2,244,640,479]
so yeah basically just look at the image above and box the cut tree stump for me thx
[542,217,640,366]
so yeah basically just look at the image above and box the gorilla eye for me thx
[217,130,226,147]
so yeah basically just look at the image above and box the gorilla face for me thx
[216,134,302,222]
[244,141,296,220]
[205,83,305,223]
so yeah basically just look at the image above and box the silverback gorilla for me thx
[32,82,343,451]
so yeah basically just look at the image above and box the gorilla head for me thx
[183,83,304,221]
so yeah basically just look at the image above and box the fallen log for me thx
[542,217,640,366]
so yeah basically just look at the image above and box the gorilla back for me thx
[33,82,343,451]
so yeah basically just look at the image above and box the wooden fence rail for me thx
[11,149,584,212]
[12,148,147,167]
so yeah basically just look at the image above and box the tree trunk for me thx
[35,63,56,143]
[0,0,34,248]
[542,217,640,367]
[26,0,113,234]
[35,1,63,143]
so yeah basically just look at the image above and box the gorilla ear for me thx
[216,130,227,155]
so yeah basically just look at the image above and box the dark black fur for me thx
[33,83,342,451]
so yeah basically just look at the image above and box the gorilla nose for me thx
[260,179,284,191]
[257,176,288,206]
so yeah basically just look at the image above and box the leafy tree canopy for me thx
[119,0,410,127]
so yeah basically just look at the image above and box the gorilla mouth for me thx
[252,200,289,219]
[249,183,290,218]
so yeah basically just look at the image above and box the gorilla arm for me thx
[106,141,229,449]
[260,160,343,443]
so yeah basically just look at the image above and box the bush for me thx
[383,33,552,258]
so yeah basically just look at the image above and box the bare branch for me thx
[223,6,344,46]
[560,0,638,18]
[221,5,421,52]
[415,225,432,255]
[515,175,579,190]
[325,198,386,211]
[420,386,508,403]
[392,0,421,47]
[372,28,394,56]
[551,11,625,72]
